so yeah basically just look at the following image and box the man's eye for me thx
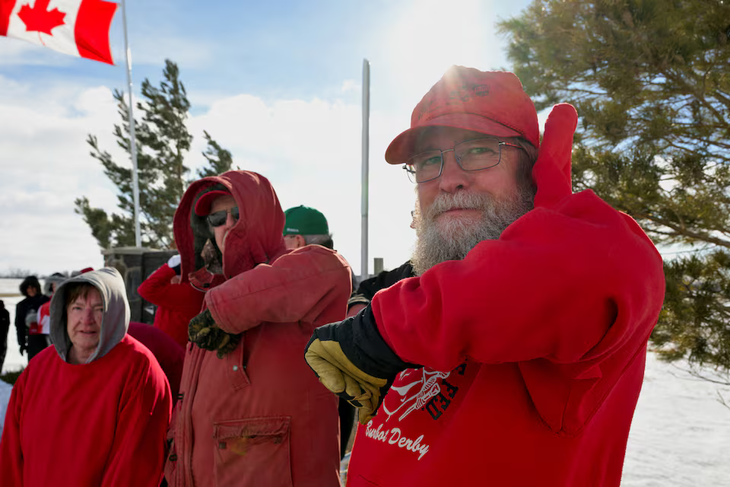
[417,156,441,169]
[466,147,496,156]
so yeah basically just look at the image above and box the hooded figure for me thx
[0,300,9,372]
[14,276,49,359]
[165,170,351,487]
[0,268,172,487]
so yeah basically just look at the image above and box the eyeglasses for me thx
[402,137,525,184]
[207,206,239,227]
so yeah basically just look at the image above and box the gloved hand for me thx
[188,309,240,359]
[19,344,26,356]
[168,254,182,275]
[305,306,414,424]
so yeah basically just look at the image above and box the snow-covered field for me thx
[1,279,29,374]
[1,279,729,485]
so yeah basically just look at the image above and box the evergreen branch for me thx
[634,212,730,249]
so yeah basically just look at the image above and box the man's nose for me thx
[224,211,237,229]
[438,151,470,193]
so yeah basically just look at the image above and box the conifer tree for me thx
[499,0,730,373]
[76,60,231,249]
[197,130,233,179]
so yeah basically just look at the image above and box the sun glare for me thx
[384,0,498,99]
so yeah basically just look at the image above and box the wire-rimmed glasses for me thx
[402,137,525,184]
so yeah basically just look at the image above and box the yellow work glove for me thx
[189,309,240,359]
[304,306,414,424]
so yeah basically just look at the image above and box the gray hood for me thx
[49,267,130,364]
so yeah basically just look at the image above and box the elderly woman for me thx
[0,268,172,486]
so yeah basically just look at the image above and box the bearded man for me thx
[305,66,665,486]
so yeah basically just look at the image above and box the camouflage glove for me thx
[305,306,415,425]
[188,309,241,359]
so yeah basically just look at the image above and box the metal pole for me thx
[361,59,370,282]
[122,0,141,247]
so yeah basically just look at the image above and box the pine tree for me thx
[197,130,233,179]
[76,60,232,249]
[499,0,730,373]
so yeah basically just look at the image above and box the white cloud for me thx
[0,79,418,277]
[0,82,125,275]
[341,79,359,93]
[0,38,73,67]
[188,92,418,276]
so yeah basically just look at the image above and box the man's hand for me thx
[532,103,579,209]
[188,309,240,358]
[305,306,415,424]
[19,344,25,356]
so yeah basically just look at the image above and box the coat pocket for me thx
[213,416,293,487]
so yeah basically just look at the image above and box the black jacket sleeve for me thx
[354,261,415,302]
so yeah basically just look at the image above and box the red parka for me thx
[165,171,351,487]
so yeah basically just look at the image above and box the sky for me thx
[0,0,537,277]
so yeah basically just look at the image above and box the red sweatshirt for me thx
[137,264,205,348]
[0,335,172,486]
[0,268,172,487]
[346,105,665,486]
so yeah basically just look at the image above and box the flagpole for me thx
[360,59,370,282]
[121,0,141,247]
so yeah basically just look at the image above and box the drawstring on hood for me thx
[49,267,130,364]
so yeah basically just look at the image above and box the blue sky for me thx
[0,0,535,276]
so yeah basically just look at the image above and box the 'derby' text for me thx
[365,422,430,460]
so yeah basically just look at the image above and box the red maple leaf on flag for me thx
[18,0,66,36]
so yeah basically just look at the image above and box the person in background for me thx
[0,301,9,373]
[128,321,184,406]
[346,210,418,319]
[165,171,351,486]
[35,272,67,357]
[14,276,49,361]
[305,66,665,486]
[283,205,333,250]
[0,267,172,486]
[137,254,205,348]
[283,204,357,458]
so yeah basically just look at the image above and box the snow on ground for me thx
[0,380,11,437]
[622,352,730,486]
[1,279,28,374]
[1,279,729,485]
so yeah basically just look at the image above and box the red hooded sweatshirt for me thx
[0,268,172,487]
[165,171,351,487]
[346,106,665,486]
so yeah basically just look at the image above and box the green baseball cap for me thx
[283,206,329,235]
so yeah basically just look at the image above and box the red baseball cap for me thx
[385,66,539,164]
[194,190,232,216]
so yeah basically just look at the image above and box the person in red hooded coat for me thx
[165,171,351,487]
[305,67,665,487]
[138,255,205,348]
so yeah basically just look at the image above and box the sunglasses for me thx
[207,206,239,227]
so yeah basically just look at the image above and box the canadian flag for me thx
[0,0,117,64]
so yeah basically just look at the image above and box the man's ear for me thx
[295,235,307,248]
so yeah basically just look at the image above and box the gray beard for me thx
[411,187,535,276]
